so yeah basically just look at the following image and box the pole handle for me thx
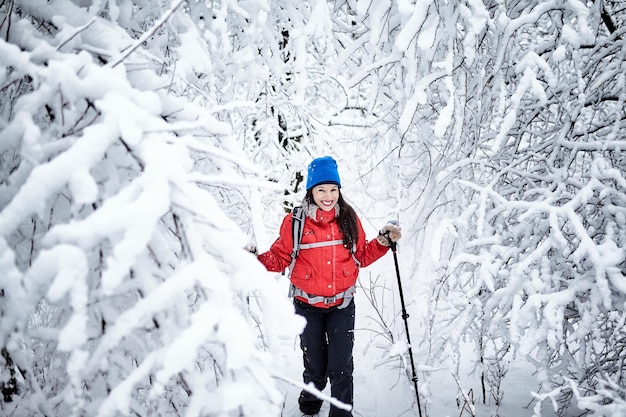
[381,220,398,251]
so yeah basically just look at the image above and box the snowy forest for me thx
[1,0,625,416]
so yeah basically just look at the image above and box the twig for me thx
[452,373,476,417]
[56,18,96,51]
[108,0,185,68]
[1,0,14,42]
[272,373,352,412]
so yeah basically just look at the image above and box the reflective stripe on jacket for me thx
[258,206,389,308]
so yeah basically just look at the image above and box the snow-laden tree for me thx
[0,1,312,416]
[322,0,626,416]
[454,3,626,413]
[341,1,626,415]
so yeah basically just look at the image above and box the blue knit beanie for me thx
[306,156,341,190]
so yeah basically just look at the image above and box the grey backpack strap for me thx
[351,243,360,267]
[299,239,344,249]
[288,206,305,274]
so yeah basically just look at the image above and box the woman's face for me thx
[311,184,340,211]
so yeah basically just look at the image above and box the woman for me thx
[257,156,401,417]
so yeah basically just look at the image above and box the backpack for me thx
[288,206,359,274]
[288,206,306,273]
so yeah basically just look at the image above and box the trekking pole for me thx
[384,225,423,417]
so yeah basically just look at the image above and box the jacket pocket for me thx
[339,264,358,288]
[291,264,313,286]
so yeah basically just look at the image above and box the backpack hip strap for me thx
[289,283,355,309]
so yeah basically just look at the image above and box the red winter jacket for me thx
[258,205,389,308]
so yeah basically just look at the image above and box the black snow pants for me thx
[294,298,355,417]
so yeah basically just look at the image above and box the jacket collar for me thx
[302,199,339,223]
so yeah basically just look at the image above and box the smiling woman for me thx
[308,156,341,212]
[256,156,402,417]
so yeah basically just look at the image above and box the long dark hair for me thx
[304,189,359,249]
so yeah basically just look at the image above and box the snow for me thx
[492,67,548,152]
[433,77,455,138]
[416,12,438,51]
[394,0,432,53]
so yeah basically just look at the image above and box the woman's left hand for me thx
[376,223,402,246]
